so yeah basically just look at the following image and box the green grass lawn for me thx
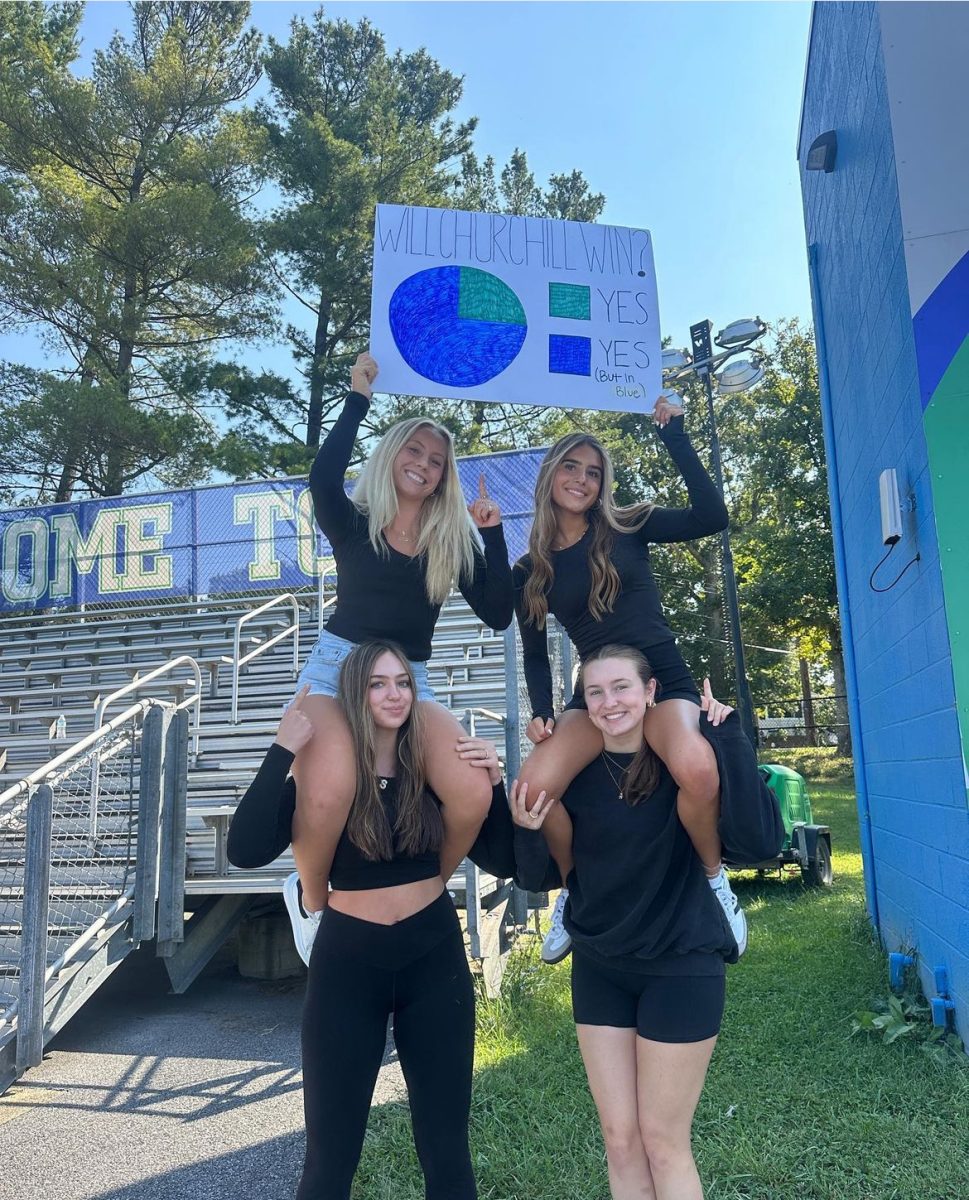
[355,782,969,1199]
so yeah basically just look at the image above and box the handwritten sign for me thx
[370,204,662,413]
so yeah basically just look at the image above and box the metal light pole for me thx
[664,318,766,749]
[690,320,757,747]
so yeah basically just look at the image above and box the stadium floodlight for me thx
[715,317,767,348]
[715,357,765,394]
[660,313,768,750]
[662,348,693,372]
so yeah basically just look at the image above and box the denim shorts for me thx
[296,629,436,702]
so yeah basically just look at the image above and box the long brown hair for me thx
[579,644,661,805]
[520,433,654,628]
[337,640,443,860]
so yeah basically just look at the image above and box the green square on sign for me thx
[549,282,591,320]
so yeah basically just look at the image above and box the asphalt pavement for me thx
[0,947,407,1200]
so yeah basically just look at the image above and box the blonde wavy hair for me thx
[521,433,654,628]
[351,418,479,606]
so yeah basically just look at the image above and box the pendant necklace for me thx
[600,751,628,801]
[554,522,588,551]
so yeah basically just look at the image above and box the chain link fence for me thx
[0,703,188,1087]
[759,694,850,748]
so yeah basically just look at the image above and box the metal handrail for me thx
[462,707,507,740]
[0,699,150,812]
[95,655,202,756]
[226,593,305,724]
[89,658,199,838]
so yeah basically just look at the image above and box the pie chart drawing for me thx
[389,266,527,388]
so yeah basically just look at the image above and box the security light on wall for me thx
[879,469,902,545]
[870,469,920,592]
[806,130,838,172]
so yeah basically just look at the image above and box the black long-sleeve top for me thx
[225,741,516,879]
[311,391,514,661]
[513,416,728,720]
[512,713,779,971]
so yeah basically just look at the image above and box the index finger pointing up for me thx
[478,472,489,500]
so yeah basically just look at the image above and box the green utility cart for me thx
[727,763,833,886]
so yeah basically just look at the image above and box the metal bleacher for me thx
[0,586,538,1088]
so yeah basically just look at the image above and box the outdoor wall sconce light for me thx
[806,130,838,172]
[870,468,920,592]
[879,468,902,545]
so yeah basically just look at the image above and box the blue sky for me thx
[3,0,813,380]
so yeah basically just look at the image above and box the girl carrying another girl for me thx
[513,395,746,962]
[285,352,513,961]
[511,644,746,1200]
[229,641,504,1199]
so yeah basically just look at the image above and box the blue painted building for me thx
[798,1,969,1039]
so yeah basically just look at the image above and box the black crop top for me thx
[329,776,441,890]
[226,741,517,879]
[226,743,448,889]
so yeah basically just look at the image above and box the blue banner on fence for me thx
[0,450,542,613]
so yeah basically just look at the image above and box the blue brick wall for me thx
[800,1,969,1039]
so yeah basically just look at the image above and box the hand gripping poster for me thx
[370,204,662,413]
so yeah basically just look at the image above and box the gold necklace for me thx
[600,751,629,800]
[391,526,418,542]
[554,522,588,550]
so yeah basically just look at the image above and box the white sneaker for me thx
[541,889,572,964]
[709,866,748,956]
[283,871,322,967]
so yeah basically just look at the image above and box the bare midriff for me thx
[328,875,444,924]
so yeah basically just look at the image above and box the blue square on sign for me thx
[549,334,591,376]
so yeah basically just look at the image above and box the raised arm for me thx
[458,475,514,631]
[514,561,556,727]
[458,525,514,631]
[308,353,378,540]
[638,402,729,545]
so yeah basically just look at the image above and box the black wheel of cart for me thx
[801,837,833,887]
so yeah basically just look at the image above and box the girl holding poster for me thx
[513,397,747,963]
[284,352,514,963]
[509,645,747,1200]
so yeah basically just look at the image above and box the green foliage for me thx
[758,745,853,783]
[0,361,213,499]
[852,956,966,1066]
[253,11,477,448]
[0,1,269,497]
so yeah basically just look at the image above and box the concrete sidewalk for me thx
[0,948,407,1200]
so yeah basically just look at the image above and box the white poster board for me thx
[369,204,662,413]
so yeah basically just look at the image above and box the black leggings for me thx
[297,891,477,1200]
